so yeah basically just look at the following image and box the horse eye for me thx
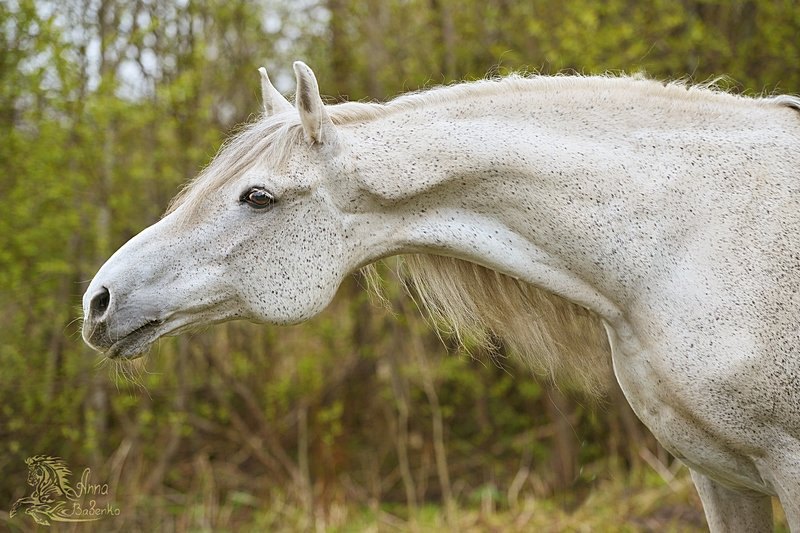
[241,187,275,209]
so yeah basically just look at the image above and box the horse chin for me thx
[104,319,164,360]
[102,312,224,359]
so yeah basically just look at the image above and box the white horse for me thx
[82,61,800,531]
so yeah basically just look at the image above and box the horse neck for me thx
[340,85,656,324]
[339,79,780,325]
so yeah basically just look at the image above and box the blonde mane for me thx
[366,256,613,395]
[169,74,799,394]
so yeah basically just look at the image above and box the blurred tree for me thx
[1,0,798,530]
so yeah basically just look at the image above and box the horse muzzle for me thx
[82,285,165,359]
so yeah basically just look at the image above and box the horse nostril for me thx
[89,287,111,319]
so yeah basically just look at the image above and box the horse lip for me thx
[104,319,164,360]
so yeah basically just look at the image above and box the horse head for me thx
[82,62,357,358]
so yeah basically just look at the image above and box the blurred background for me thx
[2,0,799,530]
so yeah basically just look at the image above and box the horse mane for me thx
[168,73,800,394]
[365,256,612,395]
[27,456,79,500]
[169,73,798,222]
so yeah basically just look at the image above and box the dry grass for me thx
[3,462,789,532]
[243,466,787,533]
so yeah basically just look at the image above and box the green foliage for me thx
[1,0,797,530]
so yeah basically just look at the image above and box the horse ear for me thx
[293,61,336,145]
[258,67,293,116]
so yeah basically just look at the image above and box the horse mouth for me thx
[105,319,164,360]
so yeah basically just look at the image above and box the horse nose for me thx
[88,286,111,322]
[83,286,115,351]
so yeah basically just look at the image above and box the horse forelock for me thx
[37,459,71,481]
[165,115,306,222]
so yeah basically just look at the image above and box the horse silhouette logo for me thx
[9,455,120,525]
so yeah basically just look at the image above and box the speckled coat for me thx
[83,62,800,531]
